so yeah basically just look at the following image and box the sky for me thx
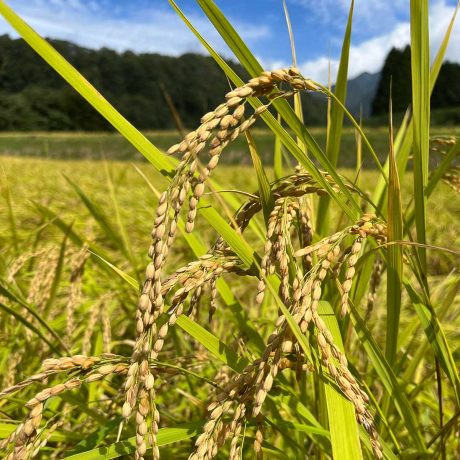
[0,0,459,83]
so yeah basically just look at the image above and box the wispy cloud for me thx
[0,0,269,56]
[0,0,458,84]
[297,0,460,82]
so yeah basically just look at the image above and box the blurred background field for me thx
[1,126,459,166]
[2,152,458,277]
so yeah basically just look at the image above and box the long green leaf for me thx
[405,282,460,405]
[64,176,126,256]
[176,316,248,372]
[316,0,354,235]
[0,281,68,352]
[0,167,18,254]
[273,114,284,180]
[372,2,458,214]
[245,131,274,223]
[385,96,403,365]
[318,301,363,460]
[43,228,70,315]
[0,300,58,352]
[410,0,430,274]
[63,423,201,459]
[348,301,427,453]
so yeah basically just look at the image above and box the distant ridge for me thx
[344,72,381,118]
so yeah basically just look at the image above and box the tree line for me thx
[372,45,460,117]
[0,35,458,131]
[0,35,327,131]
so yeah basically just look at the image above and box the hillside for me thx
[1,35,458,131]
[0,35,329,131]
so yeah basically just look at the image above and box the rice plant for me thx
[0,0,459,459]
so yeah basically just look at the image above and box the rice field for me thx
[0,0,459,459]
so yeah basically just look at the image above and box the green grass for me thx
[0,0,459,458]
[0,127,457,168]
[0,157,458,272]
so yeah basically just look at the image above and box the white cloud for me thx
[0,0,269,57]
[297,0,460,82]
[0,0,457,84]
[430,0,460,63]
[290,0,409,34]
[299,22,410,82]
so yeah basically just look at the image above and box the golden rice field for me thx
[0,0,460,458]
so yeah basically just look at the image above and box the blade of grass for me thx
[0,281,68,353]
[273,114,283,181]
[385,89,403,364]
[410,0,430,275]
[176,316,249,372]
[0,300,59,353]
[0,166,18,254]
[103,161,139,273]
[405,282,460,405]
[33,202,113,267]
[282,0,305,134]
[63,423,201,460]
[64,175,126,256]
[316,0,354,235]
[318,301,363,460]
[348,299,427,453]
[43,228,70,315]
[245,131,274,223]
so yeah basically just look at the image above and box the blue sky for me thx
[0,0,459,82]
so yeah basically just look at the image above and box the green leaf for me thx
[245,131,274,223]
[372,2,458,214]
[0,167,18,254]
[63,423,201,459]
[33,201,113,265]
[0,300,58,353]
[64,176,127,257]
[43,228,70,315]
[317,301,363,460]
[317,0,354,235]
[273,114,284,181]
[405,282,460,405]
[410,0,430,274]
[176,316,248,372]
[348,300,427,453]
[385,96,403,365]
[0,281,68,353]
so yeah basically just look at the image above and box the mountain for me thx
[344,71,381,118]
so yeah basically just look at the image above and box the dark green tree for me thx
[371,46,412,115]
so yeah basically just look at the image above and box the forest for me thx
[1,35,459,131]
